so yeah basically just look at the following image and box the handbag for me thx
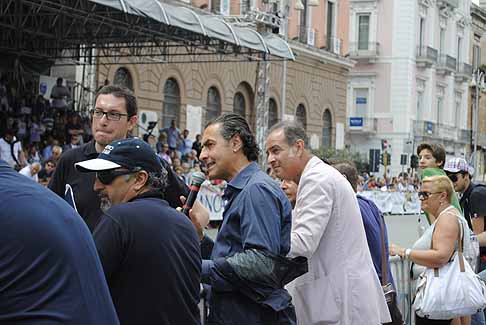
[413,216,486,320]
[379,214,405,325]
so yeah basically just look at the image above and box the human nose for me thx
[199,148,208,161]
[267,152,275,165]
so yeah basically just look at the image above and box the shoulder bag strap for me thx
[9,140,20,166]
[379,212,388,286]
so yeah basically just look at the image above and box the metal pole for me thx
[280,2,289,121]
[473,71,482,179]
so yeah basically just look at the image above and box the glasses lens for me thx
[418,191,430,200]
[97,171,116,185]
[447,173,458,182]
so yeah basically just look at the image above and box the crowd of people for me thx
[2,82,486,325]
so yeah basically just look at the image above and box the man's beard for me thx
[99,193,112,213]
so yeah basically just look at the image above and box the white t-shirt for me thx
[19,165,39,183]
[0,137,22,168]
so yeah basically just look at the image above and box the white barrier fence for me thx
[390,255,415,325]
[359,191,421,215]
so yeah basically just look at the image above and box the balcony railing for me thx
[436,123,457,141]
[413,120,436,137]
[347,117,377,134]
[348,42,380,62]
[455,62,473,82]
[437,54,457,74]
[416,46,438,68]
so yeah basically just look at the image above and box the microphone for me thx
[182,172,206,217]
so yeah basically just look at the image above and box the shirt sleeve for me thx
[93,213,126,281]
[238,183,283,254]
[289,173,334,258]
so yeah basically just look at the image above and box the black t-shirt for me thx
[460,183,486,255]
[94,192,202,325]
[0,160,119,324]
[48,140,189,232]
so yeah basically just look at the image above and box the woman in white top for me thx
[390,175,461,325]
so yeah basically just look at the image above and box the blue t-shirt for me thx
[0,160,119,324]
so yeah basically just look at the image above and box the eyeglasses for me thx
[446,173,460,183]
[90,109,128,121]
[418,191,442,201]
[96,168,140,185]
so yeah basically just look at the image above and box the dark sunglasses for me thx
[446,173,460,183]
[96,168,140,185]
[418,191,442,201]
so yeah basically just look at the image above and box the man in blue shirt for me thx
[192,113,295,324]
[0,159,119,324]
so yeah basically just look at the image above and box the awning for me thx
[0,0,294,65]
[90,0,295,60]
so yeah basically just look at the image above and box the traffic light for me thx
[411,155,419,169]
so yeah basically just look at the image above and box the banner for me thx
[359,191,421,214]
[198,180,225,221]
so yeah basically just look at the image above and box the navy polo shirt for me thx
[202,162,292,289]
[0,160,119,324]
[93,192,201,325]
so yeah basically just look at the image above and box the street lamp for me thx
[471,68,485,178]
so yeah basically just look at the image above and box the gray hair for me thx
[146,169,168,192]
[268,121,309,148]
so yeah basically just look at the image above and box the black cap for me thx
[75,138,162,173]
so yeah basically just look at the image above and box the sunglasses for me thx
[418,191,442,201]
[446,173,461,183]
[96,168,140,185]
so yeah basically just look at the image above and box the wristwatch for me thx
[404,248,412,260]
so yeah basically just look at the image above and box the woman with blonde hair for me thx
[390,175,468,324]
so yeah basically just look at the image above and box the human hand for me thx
[179,196,209,240]
[389,243,405,257]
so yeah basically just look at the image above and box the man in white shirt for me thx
[19,162,41,182]
[0,129,26,170]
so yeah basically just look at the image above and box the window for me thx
[416,91,424,121]
[233,92,245,117]
[113,67,133,91]
[455,94,462,129]
[439,28,445,56]
[457,37,462,64]
[322,110,332,149]
[296,104,307,130]
[419,18,425,49]
[241,0,250,14]
[473,45,481,70]
[162,78,180,128]
[437,97,443,124]
[354,88,369,117]
[326,2,335,49]
[358,14,370,50]
[268,98,278,128]
[206,87,221,123]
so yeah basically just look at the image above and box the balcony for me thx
[347,117,377,134]
[436,123,457,141]
[437,54,457,75]
[455,62,473,82]
[416,46,438,68]
[349,42,379,63]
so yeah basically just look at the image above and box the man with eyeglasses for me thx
[75,138,201,325]
[49,85,189,232]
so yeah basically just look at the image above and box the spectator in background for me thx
[172,157,181,170]
[42,136,57,161]
[158,143,172,165]
[0,128,26,170]
[65,114,84,144]
[49,145,63,164]
[185,149,198,168]
[63,134,81,152]
[38,159,56,182]
[160,119,180,152]
[192,133,202,158]
[27,144,41,164]
[179,129,193,157]
[50,77,71,113]
[30,115,42,146]
[156,133,167,154]
[19,162,41,183]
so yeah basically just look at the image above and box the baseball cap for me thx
[443,157,474,175]
[75,138,162,173]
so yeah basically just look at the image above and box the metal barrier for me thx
[389,255,414,325]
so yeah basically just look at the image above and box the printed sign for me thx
[349,117,364,127]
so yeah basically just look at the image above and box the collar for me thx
[83,140,99,159]
[223,162,259,199]
[128,190,166,203]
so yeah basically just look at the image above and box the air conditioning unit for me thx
[307,29,316,47]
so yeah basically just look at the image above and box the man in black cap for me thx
[76,138,201,325]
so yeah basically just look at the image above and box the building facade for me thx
[347,0,472,176]
[93,0,353,153]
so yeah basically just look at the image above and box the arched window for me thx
[296,104,307,130]
[322,109,333,149]
[268,98,278,128]
[233,92,246,117]
[113,67,133,91]
[162,78,180,128]
[206,87,221,122]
